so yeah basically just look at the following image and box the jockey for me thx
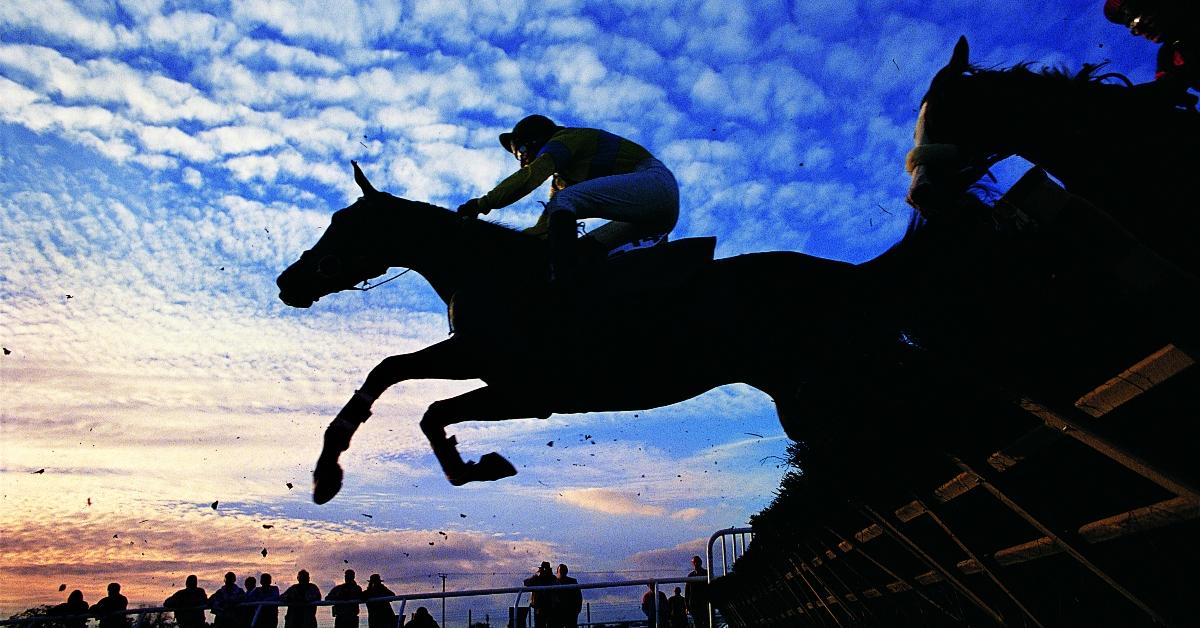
[457,114,679,283]
[1104,0,1200,96]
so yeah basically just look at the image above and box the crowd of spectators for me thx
[40,555,711,628]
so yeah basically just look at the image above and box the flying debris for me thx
[87,498,92,506]
[286,483,294,489]
[361,513,373,518]
[211,501,219,510]
[113,534,119,538]
[31,469,45,474]
[428,542,435,546]
[261,548,268,558]
[59,584,66,592]
[2,348,10,355]
[546,441,554,447]
[744,432,764,438]
[459,514,466,518]
[262,524,274,529]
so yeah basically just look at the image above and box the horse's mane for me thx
[966,60,1130,89]
[379,193,540,248]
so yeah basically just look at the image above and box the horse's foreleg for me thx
[313,336,477,504]
[419,386,551,486]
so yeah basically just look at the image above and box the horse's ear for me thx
[950,36,970,73]
[352,160,378,196]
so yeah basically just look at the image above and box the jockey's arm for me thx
[477,153,556,213]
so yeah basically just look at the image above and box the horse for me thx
[907,36,1200,279]
[278,162,895,503]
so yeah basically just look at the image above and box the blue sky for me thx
[0,0,1160,618]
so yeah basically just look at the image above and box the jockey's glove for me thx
[456,198,488,219]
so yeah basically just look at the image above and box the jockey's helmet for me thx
[499,114,562,159]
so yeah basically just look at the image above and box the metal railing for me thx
[707,527,754,628]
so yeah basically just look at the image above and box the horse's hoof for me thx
[476,452,518,481]
[312,457,344,505]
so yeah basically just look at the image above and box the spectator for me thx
[51,589,89,628]
[404,606,439,628]
[239,577,258,628]
[639,585,667,628]
[246,574,280,628]
[210,572,246,628]
[685,556,709,628]
[363,574,397,628]
[667,587,686,628]
[280,570,321,628]
[326,569,363,628]
[552,564,581,628]
[92,583,129,628]
[522,562,557,628]
[164,576,208,628]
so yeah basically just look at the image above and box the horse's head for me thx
[276,162,396,308]
[906,36,1006,216]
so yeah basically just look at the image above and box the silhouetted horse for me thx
[278,163,890,503]
[907,36,1200,278]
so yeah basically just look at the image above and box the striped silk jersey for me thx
[476,127,654,213]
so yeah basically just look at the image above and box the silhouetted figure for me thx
[280,570,321,628]
[667,588,686,628]
[685,556,709,628]
[456,114,680,284]
[92,583,129,628]
[210,572,246,628]
[639,585,667,628]
[1105,0,1200,97]
[164,576,208,628]
[404,606,438,628]
[246,573,281,628]
[363,574,397,628]
[522,562,557,628]
[239,576,258,628]
[326,569,363,628]
[552,564,581,628]
[51,589,89,628]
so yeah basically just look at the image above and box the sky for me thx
[0,0,1162,621]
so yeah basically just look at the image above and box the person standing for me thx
[667,587,687,628]
[685,556,710,628]
[280,570,321,628]
[326,569,363,628]
[246,573,281,628]
[552,564,582,628]
[523,561,557,628]
[404,606,439,628]
[363,574,397,628]
[239,576,258,628]
[92,583,129,628]
[210,572,246,628]
[51,589,90,628]
[164,576,208,628]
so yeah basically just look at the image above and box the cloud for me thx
[557,489,665,517]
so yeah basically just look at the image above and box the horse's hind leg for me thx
[313,336,478,504]
[419,386,551,486]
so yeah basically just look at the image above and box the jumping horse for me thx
[278,163,892,503]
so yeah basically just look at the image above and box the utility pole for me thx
[438,573,447,627]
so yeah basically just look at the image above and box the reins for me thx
[349,267,413,291]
